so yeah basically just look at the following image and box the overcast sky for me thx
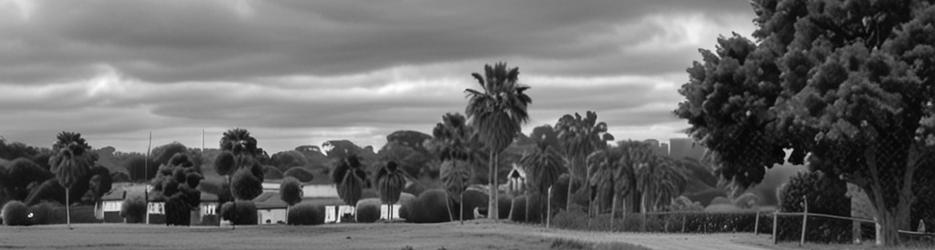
[0,0,756,153]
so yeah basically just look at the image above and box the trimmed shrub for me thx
[400,189,451,223]
[777,171,850,243]
[283,167,314,182]
[220,200,258,225]
[288,202,324,225]
[279,177,303,206]
[27,201,57,225]
[231,169,263,200]
[2,201,29,226]
[121,195,146,223]
[355,198,381,223]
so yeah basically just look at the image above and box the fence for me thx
[549,202,934,246]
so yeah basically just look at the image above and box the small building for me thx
[196,193,220,226]
[99,188,127,223]
[506,164,526,196]
[252,182,345,224]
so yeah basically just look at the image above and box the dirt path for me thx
[0,222,771,250]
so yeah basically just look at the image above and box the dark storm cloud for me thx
[1,0,754,83]
[0,0,756,152]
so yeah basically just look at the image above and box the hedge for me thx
[288,202,325,225]
[220,201,258,225]
[2,201,28,226]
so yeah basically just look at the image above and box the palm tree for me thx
[376,161,407,221]
[518,132,564,225]
[49,131,94,229]
[464,63,532,220]
[586,148,620,221]
[631,149,685,213]
[616,141,652,214]
[440,159,472,223]
[430,113,482,223]
[555,111,614,212]
[332,154,367,221]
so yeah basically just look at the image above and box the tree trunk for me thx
[460,192,464,224]
[488,151,499,220]
[525,193,531,223]
[566,160,575,212]
[66,187,72,229]
[586,165,592,218]
[610,194,618,231]
[446,193,454,222]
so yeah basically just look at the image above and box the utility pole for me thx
[145,131,152,224]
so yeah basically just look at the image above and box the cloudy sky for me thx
[0,0,756,153]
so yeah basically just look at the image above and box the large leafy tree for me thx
[49,131,96,229]
[586,147,622,226]
[151,153,202,225]
[519,132,564,224]
[376,161,407,221]
[555,111,614,211]
[676,0,935,245]
[464,63,532,220]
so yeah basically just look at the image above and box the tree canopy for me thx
[676,0,935,245]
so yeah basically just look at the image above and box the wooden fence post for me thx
[681,214,686,233]
[755,210,760,235]
[772,211,779,245]
[800,196,808,246]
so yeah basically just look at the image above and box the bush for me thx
[231,169,263,200]
[355,198,381,223]
[288,202,324,225]
[263,166,283,180]
[552,210,773,233]
[27,201,57,225]
[777,171,850,243]
[400,189,451,223]
[220,200,258,225]
[279,177,303,206]
[283,167,314,182]
[121,194,147,223]
[2,201,29,226]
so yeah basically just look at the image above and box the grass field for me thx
[0,221,773,250]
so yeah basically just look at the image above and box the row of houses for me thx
[98,181,409,225]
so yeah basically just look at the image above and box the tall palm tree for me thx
[49,131,94,229]
[332,154,367,221]
[617,141,653,214]
[632,151,685,213]
[586,148,620,220]
[555,111,613,212]
[464,62,532,220]
[519,133,564,225]
[376,161,407,221]
[430,113,481,223]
